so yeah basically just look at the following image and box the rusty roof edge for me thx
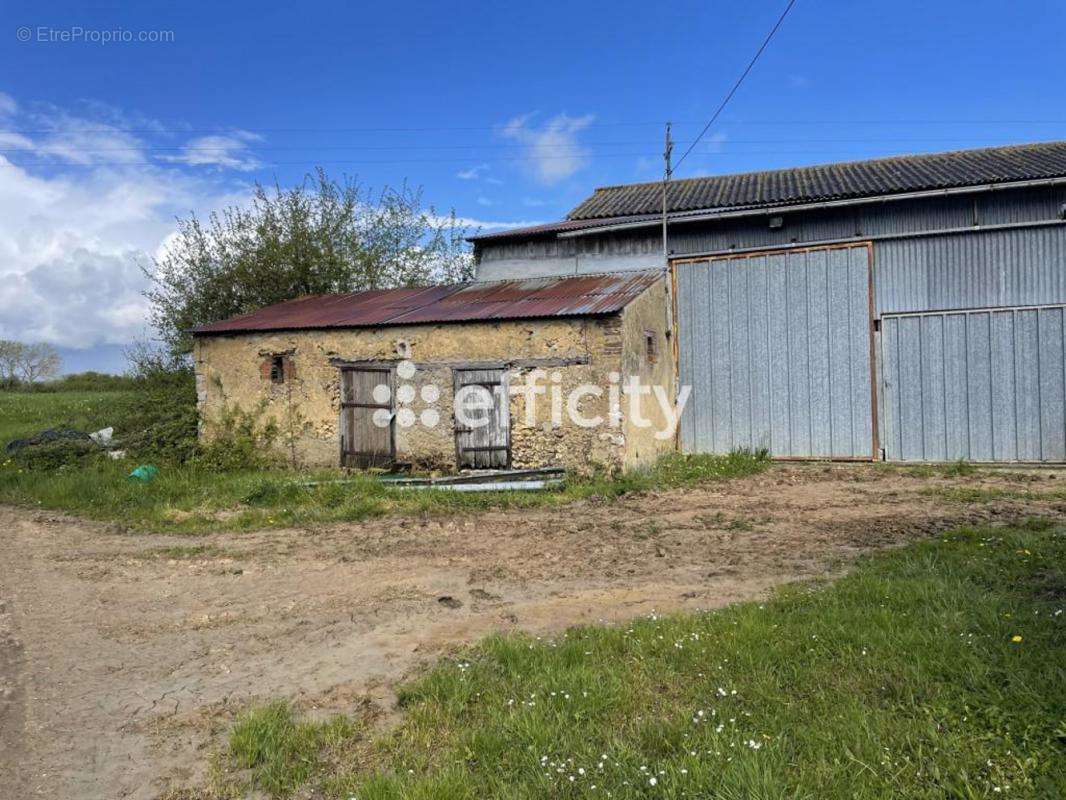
[190,270,665,336]
[191,283,469,335]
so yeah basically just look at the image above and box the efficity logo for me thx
[370,360,442,430]
[371,361,690,441]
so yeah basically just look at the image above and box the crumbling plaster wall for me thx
[618,275,678,469]
[194,312,655,473]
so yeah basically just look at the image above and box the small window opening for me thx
[269,355,286,384]
[644,331,658,364]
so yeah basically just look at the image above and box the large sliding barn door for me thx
[674,244,875,459]
[882,305,1066,462]
[454,368,510,468]
[339,366,395,467]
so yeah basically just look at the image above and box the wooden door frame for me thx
[339,365,396,468]
[452,368,512,469]
[669,241,879,461]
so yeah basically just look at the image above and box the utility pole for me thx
[661,121,673,266]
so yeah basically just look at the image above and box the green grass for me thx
[207,523,1066,799]
[227,703,367,797]
[873,459,981,478]
[922,485,1066,504]
[0,390,769,533]
[0,389,137,443]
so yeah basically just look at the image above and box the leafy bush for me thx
[117,350,200,464]
[8,439,103,471]
[194,403,280,471]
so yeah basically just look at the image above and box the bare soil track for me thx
[2,464,1065,799]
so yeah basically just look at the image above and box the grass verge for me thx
[203,522,1066,799]
[0,388,769,532]
[0,451,767,533]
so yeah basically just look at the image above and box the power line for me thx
[8,143,1064,170]
[674,0,799,170]
[1,136,1060,155]
[4,119,1066,138]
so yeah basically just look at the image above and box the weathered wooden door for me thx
[339,366,395,467]
[454,368,510,468]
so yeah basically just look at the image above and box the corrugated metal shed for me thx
[568,141,1066,221]
[192,271,663,335]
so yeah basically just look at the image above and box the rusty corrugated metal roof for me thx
[192,271,663,335]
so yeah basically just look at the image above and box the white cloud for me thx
[500,112,594,185]
[456,163,490,180]
[0,98,251,350]
[0,103,148,166]
[426,212,546,231]
[161,130,263,171]
[705,131,728,153]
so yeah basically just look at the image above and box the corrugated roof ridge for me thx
[567,139,1066,219]
[575,140,1065,197]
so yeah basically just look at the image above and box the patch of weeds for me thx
[227,701,363,798]
[1020,516,1057,532]
[922,485,1012,503]
[873,460,979,478]
[696,511,769,532]
[650,448,770,486]
[240,478,310,507]
[632,520,662,540]
[724,515,763,532]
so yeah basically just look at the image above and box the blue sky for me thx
[2,0,1065,373]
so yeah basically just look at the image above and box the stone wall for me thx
[618,275,677,468]
[193,281,676,474]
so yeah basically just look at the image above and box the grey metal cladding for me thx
[881,305,1066,462]
[475,186,1066,284]
[677,244,873,458]
[874,225,1066,314]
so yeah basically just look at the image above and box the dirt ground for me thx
[2,463,1065,799]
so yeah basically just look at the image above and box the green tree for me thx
[145,169,472,356]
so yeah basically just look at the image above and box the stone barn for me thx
[192,271,676,474]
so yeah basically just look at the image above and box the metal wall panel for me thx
[874,225,1066,314]
[475,186,1066,282]
[676,244,874,458]
[881,305,1066,461]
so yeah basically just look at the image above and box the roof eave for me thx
[555,175,1066,239]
